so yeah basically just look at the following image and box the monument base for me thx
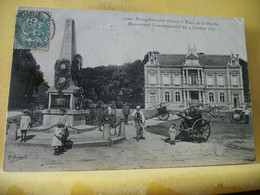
[42,109,88,127]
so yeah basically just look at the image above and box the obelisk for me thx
[42,19,87,128]
[60,19,77,62]
[53,19,78,91]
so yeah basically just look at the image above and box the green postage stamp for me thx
[14,10,52,50]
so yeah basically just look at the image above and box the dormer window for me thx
[231,59,235,65]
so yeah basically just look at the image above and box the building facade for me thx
[144,46,244,110]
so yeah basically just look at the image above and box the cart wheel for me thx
[192,119,210,143]
[158,112,169,121]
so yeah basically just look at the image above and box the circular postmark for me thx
[14,10,55,50]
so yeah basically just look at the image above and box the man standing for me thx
[58,109,69,151]
[122,102,130,125]
[168,123,177,145]
[19,109,31,142]
[131,106,145,141]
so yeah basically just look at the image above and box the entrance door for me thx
[233,94,240,108]
[190,91,199,105]
[233,95,240,108]
[150,93,156,106]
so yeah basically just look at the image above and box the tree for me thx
[239,59,250,103]
[35,82,49,108]
[77,52,150,108]
[8,49,48,109]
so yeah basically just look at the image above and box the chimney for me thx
[236,54,239,61]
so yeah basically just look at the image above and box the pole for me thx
[103,123,111,142]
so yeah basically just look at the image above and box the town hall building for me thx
[144,46,244,110]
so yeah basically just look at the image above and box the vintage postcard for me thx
[3,7,255,171]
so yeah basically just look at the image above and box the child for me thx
[168,123,177,145]
[58,109,69,152]
[51,122,65,155]
[19,109,31,142]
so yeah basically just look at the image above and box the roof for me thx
[154,53,230,67]
[198,54,230,67]
[155,54,186,65]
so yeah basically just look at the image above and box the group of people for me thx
[51,109,70,155]
[18,103,177,156]
[123,103,176,144]
[19,108,69,155]
[122,103,145,141]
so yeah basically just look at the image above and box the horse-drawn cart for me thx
[230,108,250,124]
[154,103,170,121]
[174,106,211,143]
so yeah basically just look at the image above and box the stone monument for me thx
[42,19,87,128]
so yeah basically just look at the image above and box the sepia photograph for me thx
[3,7,255,171]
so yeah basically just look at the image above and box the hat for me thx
[57,122,65,128]
[23,109,29,114]
[136,106,141,109]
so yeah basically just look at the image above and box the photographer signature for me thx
[8,154,27,163]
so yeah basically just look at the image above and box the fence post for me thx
[118,117,125,138]
[103,123,111,143]
[122,121,125,138]
[113,126,117,136]
[7,122,18,143]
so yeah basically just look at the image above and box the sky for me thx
[20,7,248,86]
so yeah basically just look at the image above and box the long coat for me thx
[51,128,64,147]
[19,115,31,131]
[122,105,130,115]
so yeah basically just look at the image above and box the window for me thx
[217,75,224,86]
[190,73,198,85]
[162,73,171,85]
[150,93,156,103]
[149,73,156,85]
[207,75,214,86]
[220,92,225,103]
[173,73,181,85]
[232,60,235,65]
[165,91,170,102]
[231,74,239,87]
[175,91,180,102]
[209,92,214,103]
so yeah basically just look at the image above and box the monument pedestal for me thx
[47,86,80,110]
[42,85,87,128]
[42,109,88,127]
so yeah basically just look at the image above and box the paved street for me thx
[3,116,255,171]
